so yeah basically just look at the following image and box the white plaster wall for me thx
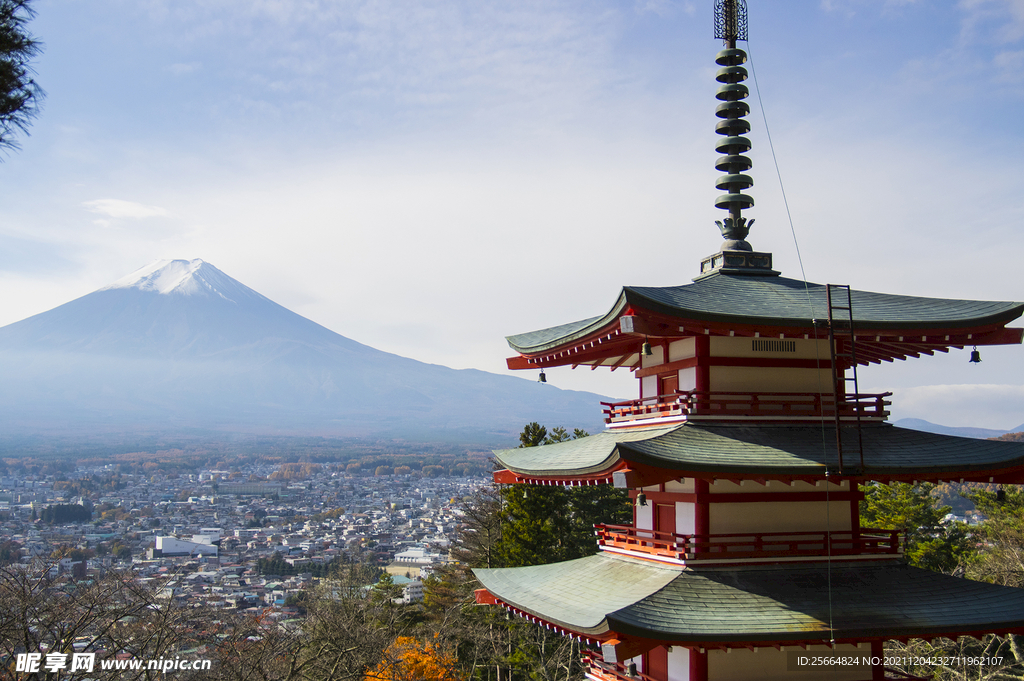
[641,375,658,399]
[665,478,695,493]
[709,501,852,534]
[676,502,696,535]
[678,367,696,391]
[668,338,696,362]
[668,646,690,681]
[711,480,848,495]
[641,345,666,368]
[711,336,831,359]
[708,643,870,681]
[710,366,833,393]
[636,502,653,531]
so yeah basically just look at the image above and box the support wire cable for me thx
[746,40,838,649]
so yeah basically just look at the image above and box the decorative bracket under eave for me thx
[601,636,661,665]
[493,467,620,486]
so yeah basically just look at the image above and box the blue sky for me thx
[2,0,1024,429]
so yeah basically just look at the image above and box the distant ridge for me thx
[893,417,1022,440]
[0,259,611,448]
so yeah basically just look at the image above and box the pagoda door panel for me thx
[656,504,676,535]
[659,373,678,398]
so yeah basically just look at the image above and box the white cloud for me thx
[960,0,1024,43]
[82,200,169,220]
[993,48,1024,79]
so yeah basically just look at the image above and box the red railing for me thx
[601,390,892,424]
[583,650,930,680]
[582,651,657,681]
[595,524,900,561]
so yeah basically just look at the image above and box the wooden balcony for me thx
[584,651,929,681]
[595,524,901,562]
[583,651,657,681]
[601,390,892,425]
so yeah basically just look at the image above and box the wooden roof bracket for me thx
[601,636,660,665]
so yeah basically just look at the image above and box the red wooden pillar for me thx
[694,478,710,554]
[695,335,711,411]
[647,647,669,679]
[689,647,708,681]
[851,486,862,548]
[871,640,884,681]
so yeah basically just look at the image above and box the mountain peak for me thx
[0,258,609,443]
[102,259,233,300]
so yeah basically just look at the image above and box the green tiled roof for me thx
[494,423,1024,479]
[492,424,678,477]
[474,554,679,630]
[506,273,1024,354]
[474,554,1024,642]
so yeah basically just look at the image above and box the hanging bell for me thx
[625,662,638,678]
[642,340,653,356]
[969,347,982,364]
[636,492,648,507]
[997,488,1006,502]
[538,370,547,383]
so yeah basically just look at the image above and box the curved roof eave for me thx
[608,561,1024,643]
[504,274,1024,355]
[493,423,1024,481]
[475,555,1024,644]
[473,554,679,636]
[506,291,629,355]
[493,425,680,477]
[625,286,1024,332]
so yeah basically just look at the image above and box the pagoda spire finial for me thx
[713,0,753,252]
[714,0,748,47]
[699,0,775,277]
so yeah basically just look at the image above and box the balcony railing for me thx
[595,524,901,562]
[583,651,930,681]
[583,650,930,680]
[582,651,657,681]
[601,390,892,425]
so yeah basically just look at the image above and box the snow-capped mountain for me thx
[0,260,607,445]
[103,258,234,296]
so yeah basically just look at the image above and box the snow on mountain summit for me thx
[103,259,240,301]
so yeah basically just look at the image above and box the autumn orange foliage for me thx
[363,636,464,681]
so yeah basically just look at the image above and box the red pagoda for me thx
[472,2,1024,680]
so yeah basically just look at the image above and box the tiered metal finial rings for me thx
[714,47,754,220]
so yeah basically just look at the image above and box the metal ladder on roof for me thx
[826,284,865,474]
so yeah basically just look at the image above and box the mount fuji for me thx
[0,259,608,446]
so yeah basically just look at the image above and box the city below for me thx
[0,460,488,614]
